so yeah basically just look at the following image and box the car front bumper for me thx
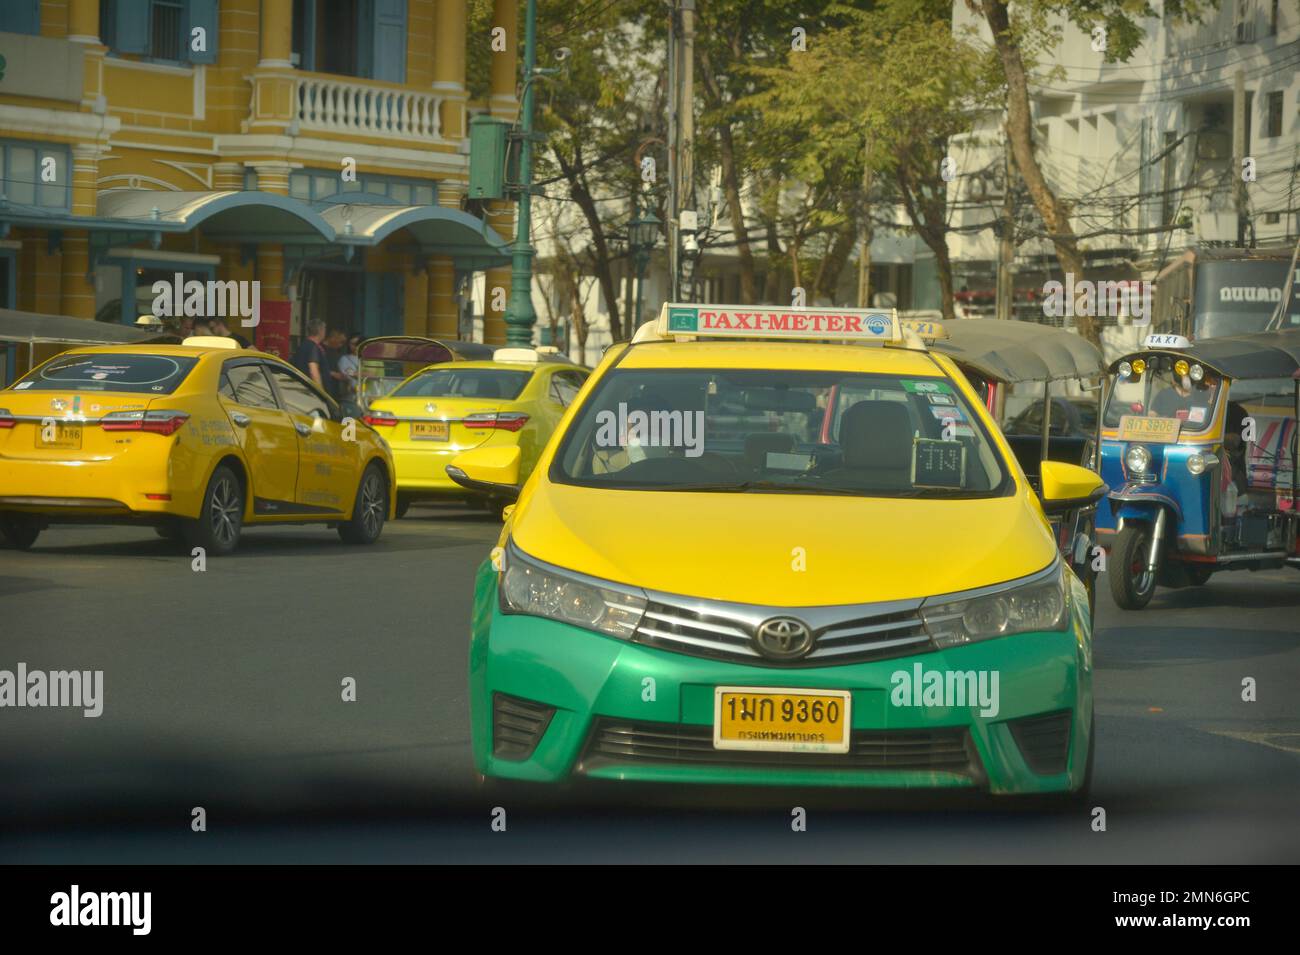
[469,561,1094,795]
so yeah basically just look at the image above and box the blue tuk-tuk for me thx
[1098,331,1300,609]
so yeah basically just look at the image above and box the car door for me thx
[264,363,354,514]
[217,360,300,516]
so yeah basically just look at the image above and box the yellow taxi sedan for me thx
[0,338,394,554]
[362,348,588,517]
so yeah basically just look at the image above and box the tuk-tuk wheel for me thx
[1109,524,1157,610]
[1187,565,1214,586]
[0,513,42,550]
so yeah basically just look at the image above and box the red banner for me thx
[255,300,292,359]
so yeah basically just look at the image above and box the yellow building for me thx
[0,0,521,380]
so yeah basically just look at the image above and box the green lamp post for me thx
[630,200,662,332]
[503,0,540,346]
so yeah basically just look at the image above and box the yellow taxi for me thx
[0,338,394,554]
[460,305,1106,797]
[362,348,589,517]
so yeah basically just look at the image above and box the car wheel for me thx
[184,464,244,556]
[0,513,42,550]
[1109,524,1156,610]
[339,464,387,545]
[394,495,412,520]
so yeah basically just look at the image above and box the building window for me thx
[0,142,71,211]
[1265,212,1281,225]
[6,0,41,34]
[150,0,184,61]
[1265,91,1284,139]
[100,0,219,65]
[1270,0,1279,36]
[292,0,407,83]
[289,170,434,206]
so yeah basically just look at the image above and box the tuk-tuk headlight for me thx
[1118,360,1133,379]
[921,563,1068,647]
[1189,363,1205,382]
[499,543,646,639]
[1125,444,1152,476]
[1186,452,1217,476]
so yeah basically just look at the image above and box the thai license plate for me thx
[1119,415,1181,443]
[713,686,852,754]
[411,421,448,441]
[37,423,82,450]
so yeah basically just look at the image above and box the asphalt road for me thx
[2,506,1299,863]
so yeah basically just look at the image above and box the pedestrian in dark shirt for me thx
[292,319,329,390]
[323,328,347,401]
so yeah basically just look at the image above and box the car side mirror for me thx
[1038,460,1107,513]
[446,445,522,497]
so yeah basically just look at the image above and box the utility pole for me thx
[503,0,539,346]
[666,2,678,302]
[856,140,873,308]
[1232,68,1248,249]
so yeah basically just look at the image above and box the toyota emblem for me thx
[425,403,437,413]
[754,616,814,660]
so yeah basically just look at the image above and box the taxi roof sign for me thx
[1144,333,1191,350]
[654,303,901,343]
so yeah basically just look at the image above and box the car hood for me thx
[511,482,1058,606]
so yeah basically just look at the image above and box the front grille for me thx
[577,718,979,778]
[1009,710,1073,775]
[633,595,932,667]
[492,693,556,761]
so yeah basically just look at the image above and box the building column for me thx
[67,0,101,44]
[433,0,468,139]
[252,162,295,196]
[61,234,95,320]
[213,162,245,192]
[260,0,294,67]
[427,258,458,338]
[70,144,100,217]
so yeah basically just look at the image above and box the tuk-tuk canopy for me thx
[0,308,163,346]
[930,319,1104,384]
[357,336,495,365]
[1108,329,1300,381]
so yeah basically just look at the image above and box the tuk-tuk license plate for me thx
[1119,415,1181,443]
[411,421,449,441]
[714,687,851,754]
[37,424,82,450]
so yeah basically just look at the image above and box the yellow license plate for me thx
[37,424,82,450]
[1118,415,1181,443]
[411,421,449,441]
[714,686,852,754]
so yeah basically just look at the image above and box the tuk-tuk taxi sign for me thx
[1144,333,1191,350]
[658,304,901,343]
[1118,414,1182,443]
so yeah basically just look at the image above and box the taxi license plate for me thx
[411,421,449,441]
[714,686,851,754]
[1118,415,1181,443]
[37,423,82,450]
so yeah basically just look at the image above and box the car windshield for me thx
[392,367,531,399]
[553,368,1011,497]
[1104,354,1221,433]
[11,353,199,394]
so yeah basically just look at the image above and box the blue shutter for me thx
[113,0,151,54]
[381,273,404,335]
[372,0,406,83]
[183,0,220,64]
[7,0,41,35]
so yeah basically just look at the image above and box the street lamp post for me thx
[503,0,540,346]
[630,197,662,332]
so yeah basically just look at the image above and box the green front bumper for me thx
[469,560,1094,794]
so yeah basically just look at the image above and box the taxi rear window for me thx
[392,368,531,400]
[552,368,1012,498]
[12,354,199,394]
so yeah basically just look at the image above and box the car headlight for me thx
[499,543,646,639]
[1125,444,1152,475]
[920,563,1068,648]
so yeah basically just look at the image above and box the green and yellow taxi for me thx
[460,305,1106,796]
[362,348,589,517]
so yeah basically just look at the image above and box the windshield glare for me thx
[1104,354,1221,432]
[553,368,1009,497]
[393,368,530,399]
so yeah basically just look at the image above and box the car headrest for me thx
[744,432,796,470]
[841,400,914,470]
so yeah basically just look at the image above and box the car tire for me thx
[394,495,412,520]
[184,464,244,556]
[0,513,42,550]
[1109,524,1156,610]
[338,463,387,545]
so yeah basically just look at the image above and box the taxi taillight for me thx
[101,410,190,436]
[463,412,530,433]
[363,410,398,427]
[0,409,14,429]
